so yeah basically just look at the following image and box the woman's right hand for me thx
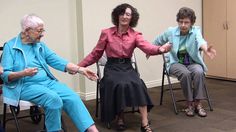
[23,67,38,76]
[0,66,3,75]
[159,43,172,53]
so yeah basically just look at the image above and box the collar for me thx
[13,33,42,50]
[175,26,194,36]
[111,26,132,36]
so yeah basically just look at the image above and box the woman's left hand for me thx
[0,66,3,75]
[78,67,98,81]
[205,45,216,59]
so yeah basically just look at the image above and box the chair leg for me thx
[95,81,100,118]
[43,115,46,131]
[106,122,111,129]
[160,68,165,105]
[3,103,7,129]
[166,76,178,114]
[61,116,67,132]
[204,84,213,111]
[9,105,21,132]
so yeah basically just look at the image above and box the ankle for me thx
[141,119,149,127]
[140,123,152,132]
[86,125,98,132]
[186,101,194,107]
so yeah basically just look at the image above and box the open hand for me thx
[205,45,216,59]
[78,67,98,81]
[23,67,38,76]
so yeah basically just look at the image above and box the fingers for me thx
[84,70,98,81]
[24,67,38,76]
[159,47,166,53]
[0,66,3,75]
[77,67,98,81]
[164,43,172,52]
[207,45,216,59]
[158,43,172,54]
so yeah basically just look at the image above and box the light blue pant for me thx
[20,81,94,132]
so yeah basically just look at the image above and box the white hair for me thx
[21,14,44,32]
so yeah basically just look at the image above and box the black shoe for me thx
[140,123,153,132]
[116,120,126,131]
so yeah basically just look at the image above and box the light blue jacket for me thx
[153,26,207,72]
[1,34,68,106]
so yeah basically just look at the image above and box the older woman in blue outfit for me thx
[1,14,99,132]
[153,7,216,117]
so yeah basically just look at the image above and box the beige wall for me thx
[0,0,202,100]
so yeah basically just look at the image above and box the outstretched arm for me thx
[146,43,172,59]
[66,63,98,81]
[200,44,216,59]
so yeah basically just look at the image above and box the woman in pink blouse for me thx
[78,3,171,132]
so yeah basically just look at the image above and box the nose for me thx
[180,22,186,27]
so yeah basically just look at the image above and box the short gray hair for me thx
[21,14,44,32]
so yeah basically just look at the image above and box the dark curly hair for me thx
[111,3,139,27]
[176,7,196,25]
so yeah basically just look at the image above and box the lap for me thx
[20,81,79,105]
[170,63,203,75]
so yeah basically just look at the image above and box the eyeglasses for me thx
[29,28,45,34]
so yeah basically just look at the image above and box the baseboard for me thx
[145,77,179,88]
[79,77,179,101]
[78,91,96,101]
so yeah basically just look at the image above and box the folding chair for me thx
[95,52,139,128]
[159,53,213,114]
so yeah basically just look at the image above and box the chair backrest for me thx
[96,52,139,80]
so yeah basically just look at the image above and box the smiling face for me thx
[178,18,192,35]
[118,8,132,27]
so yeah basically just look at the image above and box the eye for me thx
[125,13,131,16]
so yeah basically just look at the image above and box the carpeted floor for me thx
[2,78,236,132]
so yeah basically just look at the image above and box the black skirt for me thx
[100,58,154,123]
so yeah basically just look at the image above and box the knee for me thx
[193,69,204,78]
[45,94,63,109]
[64,94,81,106]
[181,70,191,79]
